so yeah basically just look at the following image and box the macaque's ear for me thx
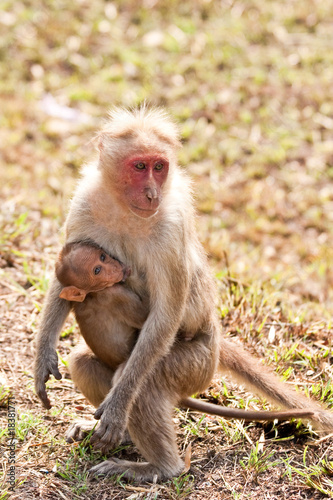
[59,286,87,302]
[95,132,106,152]
[94,131,117,164]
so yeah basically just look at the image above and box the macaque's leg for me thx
[66,341,116,444]
[90,333,217,482]
[90,387,182,482]
[68,341,114,407]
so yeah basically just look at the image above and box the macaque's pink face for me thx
[121,154,169,218]
[69,246,129,292]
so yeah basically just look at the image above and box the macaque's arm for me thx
[92,247,189,449]
[34,275,71,409]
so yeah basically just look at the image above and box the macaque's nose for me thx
[144,187,158,201]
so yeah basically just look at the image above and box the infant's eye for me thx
[135,162,146,170]
[100,253,106,262]
[94,266,101,275]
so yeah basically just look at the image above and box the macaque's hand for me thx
[35,349,62,409]
[91,398,127,453]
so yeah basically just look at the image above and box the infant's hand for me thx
[34,349,62,409]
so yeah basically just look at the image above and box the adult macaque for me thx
[35,106,333,483]
[55,241,315,423]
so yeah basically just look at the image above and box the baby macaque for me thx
[56,240,194,341]
[55,241,130,302]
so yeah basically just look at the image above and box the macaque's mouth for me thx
[130,205,159,218]
[131,205,157,213]
[121,267,131,282]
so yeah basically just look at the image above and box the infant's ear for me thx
[59,286,87,302]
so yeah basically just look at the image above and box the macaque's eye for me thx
[94,266,102,275]
[135,162,146,170]
[154,162,164,171]
[100,253,106,262]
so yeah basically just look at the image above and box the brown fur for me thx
[55,241,129,302]
[34,105,333,483]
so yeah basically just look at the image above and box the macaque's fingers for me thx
[35,382,52,410]
[39,390,49,408]
[91,425,124,451]
[90,429,123,453]
[51,366,62,380]
[94,405,105,420]
[89,458,119,477]
[45,351,62,382]
[91,404,126,450]
[66,419,97,443]
[41,395,52,410]
[35,350,62,409]
[35,365,52,408]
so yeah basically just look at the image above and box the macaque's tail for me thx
[180,397,315,422]
[218,336,333,432]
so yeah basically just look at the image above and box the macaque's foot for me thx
[66,420,132,446]
[89,457,182,482]
[66,419,97,443]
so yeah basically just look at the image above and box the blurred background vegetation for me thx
[1,0,333,325]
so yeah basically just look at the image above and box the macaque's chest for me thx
[73,289,140,370]
[94,232,149,298]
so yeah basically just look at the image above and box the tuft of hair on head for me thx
[95,103,182,158]
[55,246,72,287]
[55,241,92,287]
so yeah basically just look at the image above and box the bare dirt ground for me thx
[1,1,333,499]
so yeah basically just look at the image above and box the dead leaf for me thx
[184,442,192,473]
[268,324,276,343]
[257,431,265,453]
